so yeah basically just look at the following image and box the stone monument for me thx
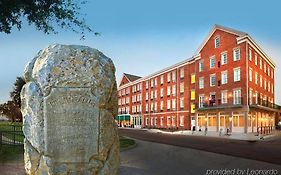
[21,44,120,174]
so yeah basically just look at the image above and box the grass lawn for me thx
[0,122,24,143]
[120,136,136,150]
[0,145,24,163]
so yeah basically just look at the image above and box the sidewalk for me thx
[120,127,279,141]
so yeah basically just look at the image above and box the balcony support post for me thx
[244,111,248,134]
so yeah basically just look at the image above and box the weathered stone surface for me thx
[21,44,119,175]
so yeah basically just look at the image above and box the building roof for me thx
[118,24,276,89]
[195,24,247,55]
[123,73,142,82]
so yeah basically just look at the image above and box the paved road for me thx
[119,128,281,165]
[120,139,281,175]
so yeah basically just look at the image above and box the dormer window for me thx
[215,36,220,48]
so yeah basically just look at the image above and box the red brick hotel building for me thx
[117,25,280,133]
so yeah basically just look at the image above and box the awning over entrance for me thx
[115,115,130,121]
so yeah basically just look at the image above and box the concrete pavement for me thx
[120,139,281,175]
[119,128,281,165]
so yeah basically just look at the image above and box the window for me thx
[172,71,176,82]
[260,58,262,69]
[167,72,171,82]
[160,101,164,111]
[160,117,164,126]
[126,87,130,94]
[221,52,227,65]
[191,90,195,100]
[167,86,171,96]
[260,75,262,87]
[180,82,184,94]
[221,90,228,104]
[249,68,252,82]
[221,71,228,84]
[271,69,274,79]
[160,88,164,97]
[249,49,252,61]
[268,82,271,92]
[255,72,258,84]
[172,116,176,127]
[150,91,154,99]
[255,91,258,104]
[180,68,184,78]
[180,98,184,109]
[210,56,216,68]
[154,102,157,112]
[233,89,241,105]
[172,85,176,96]
[234,67,240,82]
[150,103,153,112]
[264,63,266,73]
[215,36,220,48]
[154,78,158,87]
[199,60,204,72]
[154,117,157,126]
[180,116,184,127]
[264,79,267,90]
[199,95,205,108]
[210,74,216,87]
[249,89,253,105]
[172,99,176,110]
[255,54,258,65]
[154,90,157,99]
[191,103,195,113]
[191,74,196,84]
[167,100,171,110]
[160,75,164,85]
[167,117,171,127]
[150,79,154,88]
[199,77,204,89]
[268,67,270,76]
[146,81,149,89]
[233,48,240,61]
[146,92,149,100]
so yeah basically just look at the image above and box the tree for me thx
[10,77,26,108]
[0,101,22,122]
[0,77,25,122]
[0,0,94,36]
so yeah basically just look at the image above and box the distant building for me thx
[117,25,280,133]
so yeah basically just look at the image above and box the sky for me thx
[1,0,281,104]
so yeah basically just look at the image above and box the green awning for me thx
[115,115,130,121]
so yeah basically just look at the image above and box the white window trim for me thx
[199,77,204,89]
[215,36,220,48]
[210,56,216,69]
[233,47,240,61]
[221,71,228,85]
[210,74,216,87]
[221,51,227,65]
[233,67,241,82]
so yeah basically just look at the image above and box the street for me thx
[120,139,281,175]
[119,128,281,165]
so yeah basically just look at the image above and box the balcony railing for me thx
[250,97,281,110]
[197,97,244,109]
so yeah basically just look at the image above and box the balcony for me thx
[250,98,281,112]
[196,97,244,111]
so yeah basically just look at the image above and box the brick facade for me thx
[117,25,279,133]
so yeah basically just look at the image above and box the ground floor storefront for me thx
[143,111,191,130]
[196,106,277,134]
[117,106,280,134]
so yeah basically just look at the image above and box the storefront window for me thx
[220,117,225,127]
